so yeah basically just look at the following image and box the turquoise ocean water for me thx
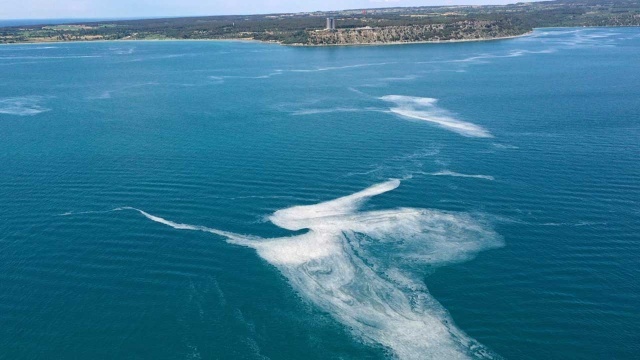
[1,28,639,359]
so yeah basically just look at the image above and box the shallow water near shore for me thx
[1,27,639,359]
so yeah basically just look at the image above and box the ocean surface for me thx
[1,28,639,359]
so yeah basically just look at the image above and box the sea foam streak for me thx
[380,95,492,138]
[430,171,495,181]
[128,180,502,359]
[0,96,50,116]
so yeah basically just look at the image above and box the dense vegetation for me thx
[1,0,639,45]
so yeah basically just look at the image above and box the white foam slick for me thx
[430,171,495,181]
[380,95,493,138]
[127,180,502,359]
[0,96,50,116]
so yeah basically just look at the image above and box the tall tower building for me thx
[326,17,336,30]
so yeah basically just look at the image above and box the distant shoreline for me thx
[0,31,534,47]
[1,26,638,48]
[2,0,639,47]
[288,31,535,47]
[290,25,640,47]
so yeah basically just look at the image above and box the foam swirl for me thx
[129,180,503,359]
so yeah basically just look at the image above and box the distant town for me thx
[1,0,639,45]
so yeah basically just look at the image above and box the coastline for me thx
[287,31,534,47]
[288,24,640,47]
[0,31,533,47]
[1,25,638,47]
[3,0,640,49]
[0,37,267,46]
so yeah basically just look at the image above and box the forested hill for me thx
[1,0,639,45]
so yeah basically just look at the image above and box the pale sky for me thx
[0,0,521,20]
